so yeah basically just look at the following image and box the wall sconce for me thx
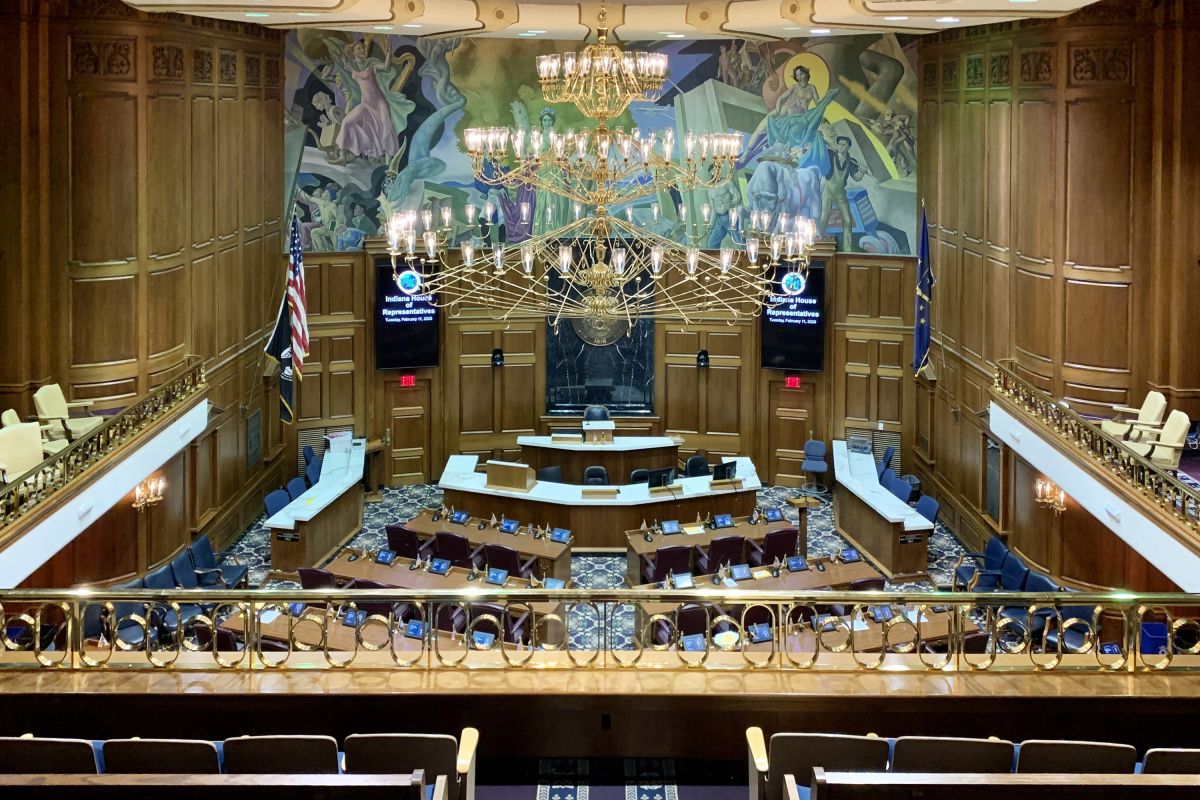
[491,348,505,367]
[696,349,709,368]
[1034,477,1066,516]
[132,477,166,513]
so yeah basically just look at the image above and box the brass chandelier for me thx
[384,8,817,332]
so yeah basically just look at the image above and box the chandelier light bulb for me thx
[545,206,554,226]
[650,245,663,275]
[421,208,433,230]
[424,230,437,258]
[663,129,674,161]
[466,205,477,224]
[701,203,711,223]
[651,202,660,222]
[785,234,797,259]
[684,131,696,160]
[531,132,543,157]
[686,247,699,276]
[461,241,475,267]
[678,203,687,223]
[385,213,405,251]
[520,202,530,224]
[493,243,506,273]
[729,208,739,229]
[612,247,627,276]
[558,245,572,275]
[779,211,790,232]
[720,248,733,274]
[574,201,582,220]
[522,245,535,275]
[404,229,416,256]
[484,200,495,222]
[746,237,759,263]
[770,234,782,262]
[440,206,452,227]
[625,206,634,222]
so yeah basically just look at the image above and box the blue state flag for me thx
[912,206,934,377]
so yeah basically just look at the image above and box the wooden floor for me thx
[4,667,1199,758]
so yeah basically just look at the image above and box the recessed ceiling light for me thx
[244,11,268,17]
[401,23,422,28]
[810,28,831,35]
[885,16,908,21]
[782,26,804,30]
[936,16,960,23]
[517,32,538,37]
[526,29,546,34]
[374,25,394,30]
[296,12,320,17]
[1010,0,1038,3]
[666,33,687,39]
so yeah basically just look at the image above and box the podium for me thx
[485,460,536,492]
[582,420,615,444]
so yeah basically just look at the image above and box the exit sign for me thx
[785,375,801,390]
[400,374,416,388]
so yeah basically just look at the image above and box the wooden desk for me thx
[518,435,680,485]
[624,513,808,584]
[221,606,482,654]
[832,441,932,579]
[402,510,571,581]
[324,552,567,640]
[266,438,366,572]
[439,454,761,548]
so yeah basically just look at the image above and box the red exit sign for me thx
[785,375,802,390]
[400,374,416,388]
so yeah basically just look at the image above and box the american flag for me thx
[286,215,310,379]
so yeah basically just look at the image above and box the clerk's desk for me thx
[265,438,365,572]
[624,512,807,585]
[438,454,762,548]
[832,440,932,579]
[517,434,680,484]
[400,509,571,581]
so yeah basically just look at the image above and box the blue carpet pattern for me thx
[225,483,969,647]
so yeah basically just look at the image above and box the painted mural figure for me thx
[310,90,345,161]
[766,65,840,174]
[297,185,340,250]
[871,108,915,176]
[533,108,572,235]
[321,37,412,160]
[819,135,865,250]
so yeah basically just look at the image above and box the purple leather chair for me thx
[434,530,484,569]
[345,577,413,621]
[748,527,799,566]
[484,543,537,579]
[642,545,692,584]
[652,603,726,645]
[469,602,530,645]
[298,567,337,590]
[385,523,434,560]
[695,535,746,574]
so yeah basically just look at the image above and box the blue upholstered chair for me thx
[304,458,322,488]
[582,465,609,485]
[952,535,1010,591]
[630,468,650,484]
[998,571,1058,638]
[302,444,318,468]
[879,468,896,487]
[264,489,291,518]
[189,533,249,588]
[285,476,308,501]
[887,476,914,503]
[142,562,202,638]
[915,495,940,523]
[800,439,829,497]
[1042,604,1098,653]
[876,445,895,483]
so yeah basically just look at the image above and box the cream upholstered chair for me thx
[1101,391,1166,442]
[33,383,102,442]
[4,407,69,456]
[0,422,47,483]
[1126,409,1191,472]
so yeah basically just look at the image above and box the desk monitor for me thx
[661,519,681,535]
[712,461,737,481]
[713,513,734,529]
[449,510,470,525]
[486,567,509,586]
[498,518,519,535]
[647,467,676,488]
[764,507,784,523]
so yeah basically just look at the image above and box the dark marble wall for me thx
[545,318,654,415]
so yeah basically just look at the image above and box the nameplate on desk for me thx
[709,479,744,491]
[275,532,300,543]
[899,533,924,545]
[648,484,677,496]
[485,460,536,492]
[429,558,451,575]
[551,433,584,444]
[582,487,619,499]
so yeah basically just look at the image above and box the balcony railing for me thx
[993,360,1199,534]
[0,359,207,528]
[1,586,1197,672]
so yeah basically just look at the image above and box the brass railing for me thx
[993,360,1199,533]
[0,359,207,527]
[1,587,1197,672]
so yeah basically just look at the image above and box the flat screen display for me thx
[760,265,826,371]
[374,256,439,369]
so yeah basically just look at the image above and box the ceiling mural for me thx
[284,30,919,254]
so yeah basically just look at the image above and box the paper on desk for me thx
[259,609,282,625]
[682,524,705,536]
[904,610,930,624]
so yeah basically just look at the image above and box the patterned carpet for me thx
[226,483,970,649]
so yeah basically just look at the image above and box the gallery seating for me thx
[102,738,221,774]
[189,533,249,588]
[747,729,890,800]
[223,734,341,773]
[1141,748,1200,774]
[951,535,1010,591]
[1,408,65,456]
[0,736,99,773]
[0,422,46,483]
[1101,391,1167,442]
[32,383,103,442]
[467,603,529,645]
[1016,739,1138,773]
[1125,409,1192,472]
[890,735,1015,772]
